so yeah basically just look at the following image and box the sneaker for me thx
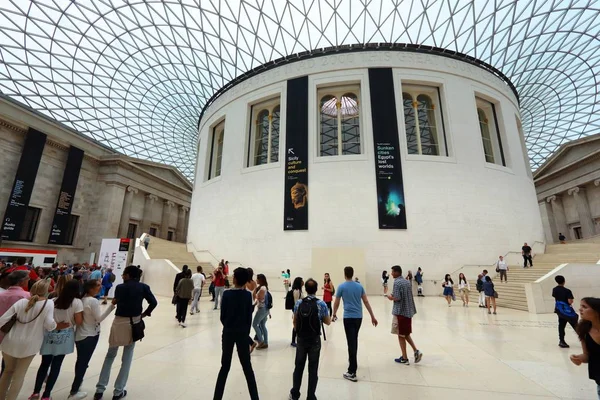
[343,372,358,382]
[111,391,127,400]
[93,394,102,400]
[488,311,491,314]
[250,341,258,354]
[41,397,51,400]
[190,311,194,315]
[181,323,186,328]
[394,357,410,365]
[559,341,570,348]
[68,392,88,400]
[29,395,40,400]
[257,343,268,349]
[493,312,497,315]
[414,350,423,364]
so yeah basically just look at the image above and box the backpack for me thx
[296,297,321,339]
[285,290,295,310]
[109,272,116,283]
[555,301,577,319]
[266,290,273,310]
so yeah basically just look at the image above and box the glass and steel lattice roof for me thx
[1,1,599,180]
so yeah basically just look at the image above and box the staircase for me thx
[495,241,600,312]
[144,236,213,294]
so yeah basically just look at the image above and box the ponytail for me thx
[25,295,41,313]
[25,279,50,312]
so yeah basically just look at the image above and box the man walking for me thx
[143,235,150,250]
[191,266,206,315]
[213,267,259,400]
[552,275,578,348]
[387,266,422,365]
[332,266,378,382]
[522,242,533,268]
[289,279,331,400]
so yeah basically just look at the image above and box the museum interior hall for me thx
[0,1,600,400]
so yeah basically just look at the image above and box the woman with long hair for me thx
[290,277,303,347]
[29,279,83,400]
[442,274,454,307]
[322,273,334,316]
[69,279,115,399]
[49,274,72,299]
[483,276,497,315]
[458,273,470,307]
[570,297,600,398]
[252,274,270,350]
[382,270,389,295]
[0,280,62,400]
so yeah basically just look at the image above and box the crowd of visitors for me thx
[0,258,156,400]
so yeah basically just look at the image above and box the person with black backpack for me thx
[289,278,331,400]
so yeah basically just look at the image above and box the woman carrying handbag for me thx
[0,280,66,400]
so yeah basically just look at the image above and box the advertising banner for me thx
[368,68,407,229]
[283,76,309,230]
[48,146,84,244]
[1,128,47,240]
[98,238,130,297]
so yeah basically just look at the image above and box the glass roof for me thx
[1,1,599,180]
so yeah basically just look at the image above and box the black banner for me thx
[283,76,309,230]
[1,128,47,240]
[48,146,84,244]
[369,68,407,229]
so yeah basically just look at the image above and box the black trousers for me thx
[71,334,99,394]
[523,255,533,267]
[34,354,66,397]
[558,316,578,341]
[176,297,189,323]
[325,301,332,317]
[290,336,321,400]
[213,332,259,400]
[343,318,362,374]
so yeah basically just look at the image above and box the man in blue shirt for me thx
[289,279,331,400]
[332,266,378,382]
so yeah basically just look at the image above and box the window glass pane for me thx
[340,93,360,155]
[65,215,79,245]
[149,227,157,236]
[271,106,280,162]
[127,223,137,239]
[254,110,269,166]
[215,127,224,177]
[478,108,495,163]
[18,207,40,242]
[416,94,439,156]
[320,95,338,156]
[403,93,419,155]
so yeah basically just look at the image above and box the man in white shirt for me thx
[191,266,206,315]
[496,256,508,283]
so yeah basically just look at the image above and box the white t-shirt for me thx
[458,280,470,290]
[54,298,84,326]
[256,286,267,308]
[191,273,206,289]
[76,296,115,341]
[497,260,508,270]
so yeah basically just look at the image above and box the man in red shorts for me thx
[387,265,422,365]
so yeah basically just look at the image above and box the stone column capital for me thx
[568,187,581,196]
[594,179,600,187]
[146,193,158,201]
[546,195,558,203]
[126,186,138,194]
[165,200,175,208]
[180,206,189,213]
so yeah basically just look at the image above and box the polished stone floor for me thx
[14,294,598,400]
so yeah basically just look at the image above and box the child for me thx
[213,268,259,400]
[483,276,496,314]
[569,297,600,398]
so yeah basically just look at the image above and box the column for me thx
[547,195,569,240]
[176,206,189,243]
[118,186,138,238]
[160,200,175,239]
[539,200,558,244]
[140,194,158,235]
[568,187,595,238]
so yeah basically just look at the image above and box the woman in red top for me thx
[322,273,334,317]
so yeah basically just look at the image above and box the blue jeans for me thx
[95,343,135,396]
[71,335,99,394]
[252,307,269,344]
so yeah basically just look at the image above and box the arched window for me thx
[208,120,225,180]
[476,97,506,166]
[478,108,494,163]
[402,85,446,156]
[318,85,361,156]
[248,98,280,167]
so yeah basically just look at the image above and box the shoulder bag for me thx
[130,316,146,342]
[1,299,48,334]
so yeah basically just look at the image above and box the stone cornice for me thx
[0,118,27,134]
[534,150,600,185]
